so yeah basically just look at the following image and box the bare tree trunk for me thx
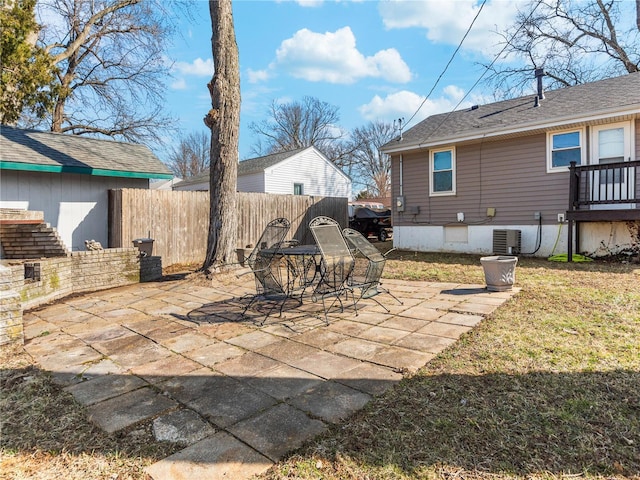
[52,69,74,133]
[202,0,239,272]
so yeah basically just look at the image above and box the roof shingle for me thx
[383,72,640,152]
[0,125,172,178]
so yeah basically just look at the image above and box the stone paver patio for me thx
[22,272,519,480]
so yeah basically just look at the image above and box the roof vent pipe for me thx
[535,68,545,100]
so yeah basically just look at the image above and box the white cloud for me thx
[173,58,214,77]
[295,0,324,6]
[359,85,481,123]
[359,90,426,122]
[279,0,363,6]
[170,78,187,90]
[379,0,524,57]
[247,68,271,84]
[442,84,465,103]
[271,26,412,84]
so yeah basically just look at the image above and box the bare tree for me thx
[167,130,210,178]
[248,96,344,158]
[484,0,639,97]
[344,120,396,198]
[25,0,179,143]
[1,0,56,125]
[202,0,240,272]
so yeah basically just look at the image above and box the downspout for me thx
[397,153,403,243]
[399,153,404,197]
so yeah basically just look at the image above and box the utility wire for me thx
[403,0,487,128]
[421,0,545,143]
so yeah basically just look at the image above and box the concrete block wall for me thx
[69,248,141,295]
[0,247,162,346]
[12,256,75,310]
[140,256,163,283]
[0,265,23,346]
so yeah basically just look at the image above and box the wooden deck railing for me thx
[568,160,640,211]
[566,160,640,262]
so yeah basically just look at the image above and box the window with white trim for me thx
[293,183,304,195]
[430,147,456,196]
[547,128,585,172]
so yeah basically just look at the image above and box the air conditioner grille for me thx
[493,229,521,255]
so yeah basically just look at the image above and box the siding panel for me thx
[238,172,264,192]
[392,133,570,226]
[0,170,146,251]
[265,149,351,197]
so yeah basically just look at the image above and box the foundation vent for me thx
[493,229,521,255]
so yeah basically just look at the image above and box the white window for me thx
[547,128,585,172]
[430,147,456,196]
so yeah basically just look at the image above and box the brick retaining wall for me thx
[0,265,23,345]
[0,248,162,346]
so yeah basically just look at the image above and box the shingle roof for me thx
[174,147,311,188]
[238,147,308,175]
[382,72,640,153]
[0,125,172,178]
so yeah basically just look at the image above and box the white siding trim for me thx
[264,147,351,197]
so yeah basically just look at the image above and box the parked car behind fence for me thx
[348,204,392,242]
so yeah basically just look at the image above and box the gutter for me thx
[0,161,173,179]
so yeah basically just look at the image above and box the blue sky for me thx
[162,0,526,164]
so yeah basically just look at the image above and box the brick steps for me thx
[0,223,69,259]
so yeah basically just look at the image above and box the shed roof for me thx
[382,71,640,153]
[0,125,172,179]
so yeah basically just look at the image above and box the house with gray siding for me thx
[381,72,640,259]
[1,126,173,252]
[173,146,352,198]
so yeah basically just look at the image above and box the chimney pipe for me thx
[535,68,545,100]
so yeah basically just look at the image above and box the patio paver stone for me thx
[145,431,273,480]
[20,274,519,480]
[87,387,177,433]
[227,403,327,462]
[152,409,216,446]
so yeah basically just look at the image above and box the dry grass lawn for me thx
[1,248,639,479]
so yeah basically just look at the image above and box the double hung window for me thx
[547,129,584,172]
[430,147,455,196]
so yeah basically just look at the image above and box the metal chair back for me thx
[246,217,290,296]
[309,216,355,321]
[342,227,402,308]
[342,228,385,287]
[310,217,354,291]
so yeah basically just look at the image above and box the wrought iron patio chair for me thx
[342,227,402,312]
[241,217,291,323]
[309,216,356,323]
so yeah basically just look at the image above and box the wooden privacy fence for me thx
[109,189,348,267]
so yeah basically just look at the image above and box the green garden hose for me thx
[547,222,593,262]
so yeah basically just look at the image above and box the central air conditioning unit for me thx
[493,229,521,255]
